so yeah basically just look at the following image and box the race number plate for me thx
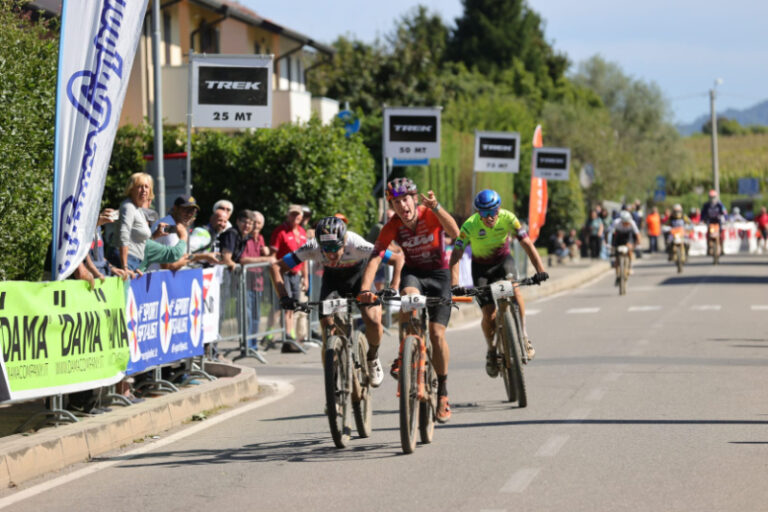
[400,294,428,312]
[617,245,629,254]
[490,280,516,299]
[321,298,348,316]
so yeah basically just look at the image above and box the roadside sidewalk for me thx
[0,258,610,490]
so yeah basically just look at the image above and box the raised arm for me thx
[420,191,459,239]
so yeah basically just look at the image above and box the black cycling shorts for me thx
[471,254,518,308]
[319,262,370,318]
[400,267,451,326]
[613,231,637,247]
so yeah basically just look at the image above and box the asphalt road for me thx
[3,253,768,512]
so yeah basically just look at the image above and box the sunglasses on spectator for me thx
[478,208,499,218]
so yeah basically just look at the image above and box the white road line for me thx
[586,388,606,401]
[500,468,541,493]
[449,318,482,331]
[566,307,600,314]
[535,435,570,457]
[0,379,295,510]
[526,309,541,316]
[690,305,721,311]
[751,305,768,311]
[628,305,661,312]
[567,408,591,421]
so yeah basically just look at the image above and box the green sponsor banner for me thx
[0,277,129,401]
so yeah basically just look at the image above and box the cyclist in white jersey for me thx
[271,216,403,386]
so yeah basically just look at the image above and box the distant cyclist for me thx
[701,189,727,254]
[271,215,404,387]
[611,210,641,285]
[448,190,548,377]
[665,204,692,261]
[359,178,460,423]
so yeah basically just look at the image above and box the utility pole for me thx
[709,78,723,196]
[152,0,165,213]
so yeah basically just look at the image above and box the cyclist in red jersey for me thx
[359,178,460,423]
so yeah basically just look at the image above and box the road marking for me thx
[566,307,600,314]
[586,388,606,401]
[449,318,482,331]
[500,468,541,493]
[751,305,768,311]
[526,309,541,316]
[536,435,570,457]
[628,305,661,312]
[0,379,295,510]
[567,408,591,421]
[690,305,721,311]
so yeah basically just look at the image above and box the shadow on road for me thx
[97,435,400,468]
[660,275,768,285]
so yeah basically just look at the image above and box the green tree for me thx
[0,3,59,280]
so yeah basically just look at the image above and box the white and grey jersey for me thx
[611,218,641,236]
[284,231,375,269]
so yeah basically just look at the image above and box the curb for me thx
[0,363,259,489]
[448,261,611,327]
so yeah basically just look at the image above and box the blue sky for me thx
[245,0,768,124]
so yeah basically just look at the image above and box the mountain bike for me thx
[462,277,536,406]
[386,294,471,454]
[614,245,631,296]
[296,295,378,449]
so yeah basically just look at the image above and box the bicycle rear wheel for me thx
[399,335,421,454]
[324,336,351,448]
[352,332,372,438]
[419,344,436,444]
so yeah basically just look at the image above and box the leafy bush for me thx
[0,4,59,280]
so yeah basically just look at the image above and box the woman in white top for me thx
[116,172,154,271]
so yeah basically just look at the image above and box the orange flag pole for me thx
[527,125,547,243]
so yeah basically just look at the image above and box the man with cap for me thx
[270,204,308,345]
[152,195,214,270]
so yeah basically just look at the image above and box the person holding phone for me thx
[151,195,215,271]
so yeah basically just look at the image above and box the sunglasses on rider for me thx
[320,241,343,253]
[478,208,499,218]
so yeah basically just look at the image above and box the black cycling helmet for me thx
[474,189,501,211]
[315,216,347,251]
[386,177,418,201]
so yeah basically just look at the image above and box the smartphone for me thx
[163,225,178,234]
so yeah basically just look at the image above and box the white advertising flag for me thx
[52,0,149,280]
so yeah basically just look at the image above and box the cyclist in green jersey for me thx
[449,190,548,377]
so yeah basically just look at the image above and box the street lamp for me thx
[710,78,723,196]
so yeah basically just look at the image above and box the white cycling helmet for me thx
[620,211,632,223]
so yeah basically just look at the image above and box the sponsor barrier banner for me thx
[191,54,274,128]
[686,222,758,256]
[528,125,547,243]
[0,278,129,402]
[125,269,204,375]
[202,266,223,344]
[383,107,441,159]
[474,131,520,173]
[52,0,149,280]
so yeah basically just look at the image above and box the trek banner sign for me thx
[52,0,149,280]
[125,269,204,375]
[383,107,441,160]
[532,147,571,181]
[0,278,129,402]
[191,54,274,129]
[474,131,521,173]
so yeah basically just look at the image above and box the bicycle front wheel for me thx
[352,332,372,438]
[500,306,527,407]
[399,335,421,454]
[619,254,627,295]
[324,336,351,448]
[676,245,684,274]
[419,344,436,444]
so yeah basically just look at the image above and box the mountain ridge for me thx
[676,99,768,137]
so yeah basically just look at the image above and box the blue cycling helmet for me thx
[474,189,501,211]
